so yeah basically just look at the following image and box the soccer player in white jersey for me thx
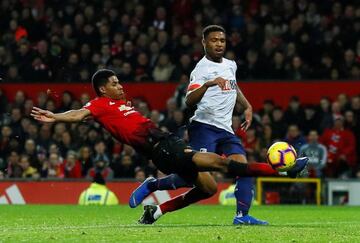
[185,25,267,225]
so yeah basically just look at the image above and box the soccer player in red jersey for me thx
[31,69,307,224]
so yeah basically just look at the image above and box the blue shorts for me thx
[188,121,246,156]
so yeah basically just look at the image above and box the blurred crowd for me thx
[0,0,360,83]
[0,87,359,180]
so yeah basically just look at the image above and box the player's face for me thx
[102,76,125,100]
[203,31,226,62]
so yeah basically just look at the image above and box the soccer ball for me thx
[267,142,297,172]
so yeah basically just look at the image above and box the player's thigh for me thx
[218,133,247,163]
[194,172,217,195]
[152,135,200,183]
[188,122,217,152]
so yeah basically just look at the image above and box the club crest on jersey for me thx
[119,104,136,116]
[119,105,132,111]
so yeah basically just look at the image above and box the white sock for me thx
[153,205,163,220]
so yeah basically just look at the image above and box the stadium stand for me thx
[0,0,359,180]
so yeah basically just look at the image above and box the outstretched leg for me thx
[192,151,279,176]
[192,151,308,178]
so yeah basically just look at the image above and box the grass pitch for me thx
[1,205,360,242]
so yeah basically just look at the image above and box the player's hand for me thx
[205,77,227,89]
[241,107,252,131]
[31,106,56,123]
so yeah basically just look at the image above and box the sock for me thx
[147,174,193,191]
[159,187,211,214]
[153,206,163,220]
[235,177,253,216]
[227,160,279,177]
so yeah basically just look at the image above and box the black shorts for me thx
[151,134,198,183]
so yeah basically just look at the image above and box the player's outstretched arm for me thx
[31,106,91,123]
[185,77,227,107]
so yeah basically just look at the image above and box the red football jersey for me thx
[83,97,156,150]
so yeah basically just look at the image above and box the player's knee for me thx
[201,185,217,198]
[206,182,218,196]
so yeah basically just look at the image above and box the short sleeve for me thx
[83,99,102,118]
[187,67,207,93]
[232,60,238,72]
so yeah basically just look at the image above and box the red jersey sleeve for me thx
[83,98,103,118]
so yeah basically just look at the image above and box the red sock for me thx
[246,162,279,176]
[228,160,279,177]
[159,187,210,214]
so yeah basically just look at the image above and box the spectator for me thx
[148,41,161,68]
[118,62,135,82]
[258,124,273,150]
[58,131,77,157]
[299,130,327,177]
[24,138,41,170]
[284,96,305,129]
[337,93,351,112]
[41,152,63,178]
[23,99,34,117]
[116,155,136,178]
[271,106,288,140]
[37,124,54,151]
[303,105,318,135]
[258,99,275,117]
[161,109,185,134]
[320,115,357,178]
[6,65,22,82]
[78,146,93,176]
[134,52,151,81]
[152,53,174,81]
[59,53,81,82]
[242,127,260,156]
[317,97,333,133]
[269,52,287,79]
[153,6,169,31]
[7,151,22,178]
[134,167,146,181]
[315,54,334,79]
[93,141,110,164]
[59,91,74,112]
[340,49,356,78]
[238,50,266,80]
[59,150,82,178]
[287,56,309,80]
[284,124,307,153]
[0,125,12,157]
[121,41,136,67]
[20,155,39,179]
[52,123,67,144]
[87,159,114,180]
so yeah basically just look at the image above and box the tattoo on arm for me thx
[236,86,251,110]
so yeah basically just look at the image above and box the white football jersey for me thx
[187,56,238,133]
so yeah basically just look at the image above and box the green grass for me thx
[1,205,360,242]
